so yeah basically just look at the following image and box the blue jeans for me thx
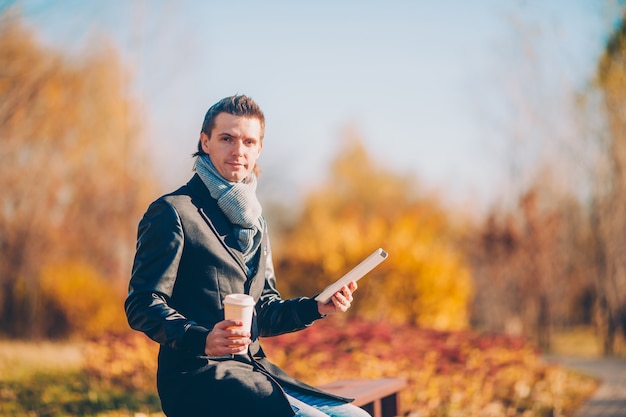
[284,386,371,417]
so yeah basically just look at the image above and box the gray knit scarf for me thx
[195,155,264,271]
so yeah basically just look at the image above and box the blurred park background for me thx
[2,0,626,416]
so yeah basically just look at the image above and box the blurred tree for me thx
[0,14,156,338]
[463,4,616,352]
[466,181,595,350]
[592,11,626,354]
[273,131,473,330]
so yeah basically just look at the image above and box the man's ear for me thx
[200,133,210,153]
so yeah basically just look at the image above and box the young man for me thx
[125,95,370,417]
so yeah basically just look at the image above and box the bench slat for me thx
[319,377,407,417]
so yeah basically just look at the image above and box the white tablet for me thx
[314,248,388,304]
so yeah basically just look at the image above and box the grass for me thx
[0,339,84,379]
[0,338,162,417]
[548,326,626,358]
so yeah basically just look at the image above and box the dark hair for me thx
[193,94,265,157]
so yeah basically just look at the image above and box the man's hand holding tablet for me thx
[315,248,388,315]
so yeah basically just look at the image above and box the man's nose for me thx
[231,140,244,155]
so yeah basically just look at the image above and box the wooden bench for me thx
[319,377,407,417]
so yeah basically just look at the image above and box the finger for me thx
[227,337,250,347]
[224,320,244,328]
[341,284,355,300]
[332,293,350,311]
[215,320,243,331]
[336,289,352,304]
[336,285,349,299]
[227,328,251,339]
[218,343,246,355]
[229,344,248,354]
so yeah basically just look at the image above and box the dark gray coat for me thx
[125,174,350,417]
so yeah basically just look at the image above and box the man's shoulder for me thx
[153,175,215,210]
[149,185,191,208]
[161,184,192,201]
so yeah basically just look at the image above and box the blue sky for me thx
[5,0,622,213]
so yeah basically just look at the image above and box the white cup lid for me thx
[223,293,255,306]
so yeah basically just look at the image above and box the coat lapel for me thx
[187,174,248,274]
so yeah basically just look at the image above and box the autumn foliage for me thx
[259,318,597,416]
[0,14,156,338]
[274,135,473,330]
[0,9,610,416]
[70,320,597,417]
[591,11,626,354]
[38,261,129,337]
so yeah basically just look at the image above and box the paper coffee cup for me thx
[223,293,255,354]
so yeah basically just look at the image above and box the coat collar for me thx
[187,174,249,273]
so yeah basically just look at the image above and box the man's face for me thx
[200,112,263,182]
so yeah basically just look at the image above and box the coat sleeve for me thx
[124,200,209,355]
[255,239,325,337]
